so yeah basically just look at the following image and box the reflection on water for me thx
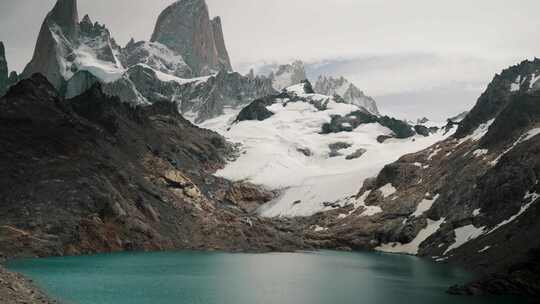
[6,250,523,304]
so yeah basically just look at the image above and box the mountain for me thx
[22,0,124,91]
[120,39,193,78]
[150,0,232,76]
[294,59,540,296]
[0,42,8,96]
[199,80,449,217]
[0,74,306,258]
[19,0,267,123]
[269,60,307,90]
[314,75,380,115]
[211,17,232,72]
[105,64,276,122]
[253,61,381,116]
[0,42,20,97]
[174,70,276,122]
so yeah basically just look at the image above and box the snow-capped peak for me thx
[314,75,380,115]
[270,60,307,90]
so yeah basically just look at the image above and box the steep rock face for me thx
[315,75,380,115]
[178,71,276,122]
[120,64,276,122]
[0,42,8,96]
[65,70,99,98]
[0,75,307,258]
[211,17,233,72]
[456,59,540,138]
[22,0,80,89]
[270,60,307,90]
[119,40,192,78]
[299,60,540,296]
[47,0,79,40]
[77,14,123,70]
[22,0,124,92]
[150,0,232,76]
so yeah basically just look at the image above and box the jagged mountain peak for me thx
[270,60,307,90]
[22,0,126,90]
[48,0,80,40]
[456,58,540,138]
[314,74,379,115]
[0,41,9,96]
[81,14,92,25]
[150,0,232,76]
[210,16,233,71]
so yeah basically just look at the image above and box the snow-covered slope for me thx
[200,82,452,217]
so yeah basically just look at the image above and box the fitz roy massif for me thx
[0,0,539,303]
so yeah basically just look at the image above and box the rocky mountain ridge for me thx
[256,60,382,116]
[269,60,307,90]
[2,0,540,299]
[314,75,380,115]
[292,59,540,296]
[18,0,271,123]
[0,74,307,259]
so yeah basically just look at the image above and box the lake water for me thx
[6,250,523,304]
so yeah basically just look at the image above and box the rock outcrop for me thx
[0,266,56,304]
[22,0,80,89]
[315,75,380,115]
[321,110,415,139]
[0,42,8,96]
[150,0,233,76]
[211,17,233,72]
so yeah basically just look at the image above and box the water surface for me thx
[6,250,522,304]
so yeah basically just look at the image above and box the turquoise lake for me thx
[6,250,523,304]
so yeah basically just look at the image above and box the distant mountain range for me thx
[0,0,381,123]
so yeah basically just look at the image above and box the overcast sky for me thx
[1,0,539,120]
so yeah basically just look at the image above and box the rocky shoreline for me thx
[0,264,56,304]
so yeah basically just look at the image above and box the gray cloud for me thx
[1,0,539,119]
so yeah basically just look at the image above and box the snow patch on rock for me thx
[459,119,495,145]
[486,193,538,235]
[444,225,486,255]
[379,183,397,198]
[376,218,445,255]
[412,194,439,217]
